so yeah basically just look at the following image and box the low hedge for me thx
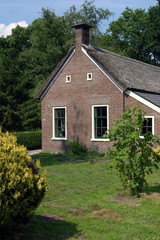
[14,130,41,150]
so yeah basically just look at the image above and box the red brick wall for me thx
[41,48,124,153]
[125,94,160,139]
[41,48,160,153]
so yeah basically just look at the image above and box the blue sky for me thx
[0,0,158,37]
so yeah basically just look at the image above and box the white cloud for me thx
[0,21,28,37]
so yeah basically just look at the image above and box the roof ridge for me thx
[83,44,160,71]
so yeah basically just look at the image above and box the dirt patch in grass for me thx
[142,192,160,199]
[111,193,140,206]
[66,206,85,216]
[90,209,122,221]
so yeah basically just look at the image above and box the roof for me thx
[83,44,160,94]
[35,44,160,101]
[132,90,160,107]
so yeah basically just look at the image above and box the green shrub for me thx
[68,137,87,154]
[0,129,48,224]
[105,105,159,196]
[14,130,41,150]
[152,146,160,162]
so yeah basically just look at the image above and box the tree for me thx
[101,7,150,62]
[0,26,31,131]
[20,8,71,96]
[64,0,112,44]
[147,0,160,64]
[105,105,159,195]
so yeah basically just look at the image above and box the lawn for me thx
[1,151,160,240]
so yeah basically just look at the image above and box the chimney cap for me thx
[72,23,93,29]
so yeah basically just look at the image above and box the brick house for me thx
[35,23,160,153]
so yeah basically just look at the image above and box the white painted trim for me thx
[40,49,75,100]
[82,47,123,93]
[126,90,160,113]
[52,107,67,140]
[66,75,71,83]
[91,138,110,142]
[91,105,110,141]
[87,73,92,81]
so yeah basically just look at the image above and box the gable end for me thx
[82,46,123,93]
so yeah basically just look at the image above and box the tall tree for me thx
[20,8,71,96]
[0,26,31,131]
[64,0,112,44]
[100,7,150,62]
[100,1,160,66]
[147,0,160,64]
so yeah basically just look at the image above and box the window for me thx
[66,75,71,83]
[92,105,109,141]
[87,73,92,81]
[141,116,154,136]
[52,107,67,140]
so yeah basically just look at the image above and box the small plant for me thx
[105,105,159,196]
[0,128,48,224]
[152,145,160,162]
[68,137,87,154]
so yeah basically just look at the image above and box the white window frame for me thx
[91,105,110,142]
[140,116,154,139]
[66,75,71,83]
[52,107,67,140]
[87,73,92,81]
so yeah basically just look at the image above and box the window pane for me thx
[55,109,60,118]
[55,108,65,138]
[148,118,152,126]
[102,128,106,136]
[96,128,101,138]
[94,106,107,138]
[147,127,152,133]
[61,109,65,118]
[142,118,152,135]
[102,118,107,127]
[102,107,107,116]
[96,118,101,127]
[142,127,147,135]
[95,107,101,117]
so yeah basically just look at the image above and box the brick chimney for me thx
[72,23,92,51]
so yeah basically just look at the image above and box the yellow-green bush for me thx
[152,146,160,162]
[0,129,48,224]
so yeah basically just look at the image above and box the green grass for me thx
[1,152,160,240]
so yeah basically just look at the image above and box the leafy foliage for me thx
[101,1,160,65]
[14,130,41,150]
[64,0,112,38]
[152,145,160,162]
[0,129,48,224]
[68,137,87,154]
[105,105,160,195]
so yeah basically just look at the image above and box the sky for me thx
[0,0,158,37]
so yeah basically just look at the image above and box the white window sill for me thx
[91,138,110,142]
[139,136,144,139]
[51,138,67,141]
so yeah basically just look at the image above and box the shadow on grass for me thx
[32,151,106,167]
[143,183,160,195]
[0,215,79,240]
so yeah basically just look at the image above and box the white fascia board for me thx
[82,47,123,93]
[126,90,160,113]
[40,49,75,101]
